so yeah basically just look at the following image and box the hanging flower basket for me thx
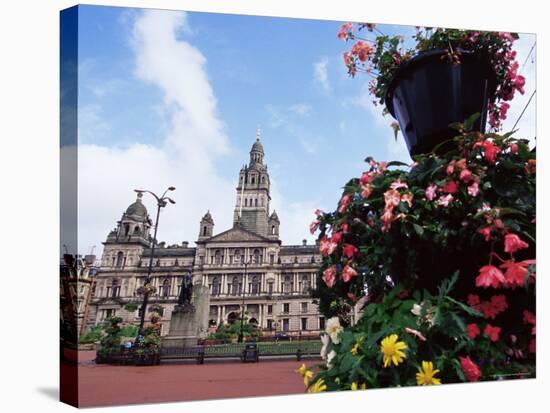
[384,49,496,156]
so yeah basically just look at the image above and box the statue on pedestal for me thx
[176,273,195,312]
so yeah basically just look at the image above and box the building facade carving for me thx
[88,133,323,336]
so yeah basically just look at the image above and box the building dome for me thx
[251,137,264,154]
[125,193,148,217]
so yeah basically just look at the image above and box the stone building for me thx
[88,133,323,336]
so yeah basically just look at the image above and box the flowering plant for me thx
[307,119,535,390]
[339,24,525,130]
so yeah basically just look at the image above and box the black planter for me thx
[385,49,496,156]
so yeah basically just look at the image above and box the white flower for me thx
[325,317,343,344]
[327,350,337,369]
[320,333,330,360]
[411,303,423,316]
[411,302,436,328]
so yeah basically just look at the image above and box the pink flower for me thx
[338,194,352,214]
[467,181,479,197]
[467,294,480,306]
[424,184,438,201]
[309,221,319,235]
[360,172,374,186]
[319,236,338,256]
[498,32,515,42]
[467,323,480,339]
[384,189,401,208]
[442,180,459,194]
[504,233,529,254]
[342,243,359,258]
[475,140,501,164]
[341,223,349,233]
[401,193,413,208]
[322,266,337,288]
[390,178,408,190]
[361,184,372,199]
[342,265,358,282]
[514,75,526,95]
[484,324,501,342]
[509,143,518,154]
[446,160,456,176]
[500,259,535,288]
[478,226,492,241]
[460,356,481,382]
[459,169,472,183]
[437,194,453,207]
[351,41,374,62]
[337,22,354,40]
[314,209,323,217]
[475,265,505,288]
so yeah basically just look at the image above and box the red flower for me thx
[342,243,359,258]
[467,294,480,306]
[442,180,459,194]
[337,22,353,40]
[525,159,536,175]
[504,233,529,254]
[529,338,536,353]
[500,260,529,288]
[309,221,319,235]
[523,310,535,326]
[401,193,413,208]
[322,266,337,288]
[361,184,372,199]
[459,169,472,183]
[484,324,501,342]
[478,226,492,241]
[341,223,349,233]
[319,236,338,256]
[351,41,374,62]
[390,178,408,190]
[460,356,481,382]
[467,323,480,339]
[342,265,358,282]
[331,232,343,244]
[475,265,505,288]
[384,189,401,208]
[475,140,501,164]
[509,143,518,154]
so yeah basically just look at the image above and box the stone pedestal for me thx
[161,303,199,348]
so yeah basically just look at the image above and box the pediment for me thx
[206,227,272,243]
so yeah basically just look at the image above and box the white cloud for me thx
[289,103,312,117]
[313,56,330,92]
[77,10,236,255]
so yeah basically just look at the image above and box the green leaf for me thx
[463,113,481,131]
[413,223,424,236]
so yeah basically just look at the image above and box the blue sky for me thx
[74,5,536,255]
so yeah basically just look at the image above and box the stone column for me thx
[217,306,221,325]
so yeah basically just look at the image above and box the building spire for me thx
[256,125,261,141]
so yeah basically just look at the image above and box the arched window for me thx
[255,198,258,207]
[162,279,171,297]
[203,226,207,236]
[267,280,274,294]
[261,176,265,184]
[211,277,220,296]
[214,250,223,265]
[283,275,292,294]
[250,276,260,295]
[133,226,141,235]
[271,225,276,235]
[234,249,241,263]
[245,198,248,207]
[124,223,130,236]
[115,251,124,268]
[251,176,255,184]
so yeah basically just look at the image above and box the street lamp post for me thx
[136,187,176,339]
[238,258,251,343]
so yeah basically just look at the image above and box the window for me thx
[203,226,207,236]
[211,277,220,296]
[255,198,258,207]
[319,317,325,330]
[283,275,292,294]
[109,279,120,297]
[300,275,311,294]
[270,254,275,265]
[267,281,274,294]
[267,304,273,315]
[283,303,290,313]
[301,302,308,313]
[282,318,290,332]
[301,318,308,331]
[245,198,248,207]
[115,251,124,268]
[251,176,255,184]
[124,223,130,236]
[267,319,273,330]
[149,305,164,317]
[214,250,223,265]
[271,225,276,235]
[261,176,265,184]
[250,276,260,295]
[162,279,171,297]
[234,249,241,263]
[253,249,262,264]
[231,276,241,296]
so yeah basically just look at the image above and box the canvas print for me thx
[60,4,536,408]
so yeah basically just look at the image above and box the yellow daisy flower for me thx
[295,363,314,387]
[351,382,367,390]
[308,378,327,393]
[416,361,441,385]
[380,334,408,367]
